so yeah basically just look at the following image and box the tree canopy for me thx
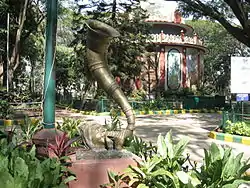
[177,0,250,47]
[187,20,250,95]
[73,0,151,82]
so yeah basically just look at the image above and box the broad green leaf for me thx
[157,134,167,158]
[147,156,162,173]
[162,171,180,188]
[165,131,174,159]
[130,166,146,178]
[107,170,118,183]
[188,172,201,187]
[176,171,189,184]
[63,175,77,184]
[14,157,29,182]
[174,137,189,158]
[222,148,233,166]
[151,168,170,177]
[221,151,236,179]
[204,148,210,169]
[232,152,244,176]
[210,143,222,163]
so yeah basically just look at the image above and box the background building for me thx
[139,0,206,95]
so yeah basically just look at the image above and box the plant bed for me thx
[68,150,139,188]
[209,130,250,145]
[210,120,250,145]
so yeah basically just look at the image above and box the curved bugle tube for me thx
[86,20,135,138]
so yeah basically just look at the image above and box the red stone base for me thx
[68,155,138,188]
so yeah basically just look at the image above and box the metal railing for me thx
[221,110,250,129]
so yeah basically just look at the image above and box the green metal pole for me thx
[43,0,57,129]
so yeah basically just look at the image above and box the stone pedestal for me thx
[68,150,139,188]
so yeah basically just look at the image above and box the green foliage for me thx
[56,117,82,147]
[186,20,249,95]
[107,131,196,188]
[105,132,250,188]
[129,89,147,101]
[178,1,250,47]
[72,0,151,90]
[104,108,123,131]
[224,120,250,137]
[0,100,13,119]
[136,99,181,111]
[55,46,77,91]
[57,117,81,139]
[19,117,42,142]
[124,135,156,159]
[194,143,250,187]
[0,137,76,188]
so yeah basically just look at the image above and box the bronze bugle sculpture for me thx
[79,20,135,150]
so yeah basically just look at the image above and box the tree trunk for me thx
[1,57,7,88]
[29,61,34,94]
[111,0,117,21]
[8,0,29,88]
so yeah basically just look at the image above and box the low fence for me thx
[69,96,226,113]
[10,102,42,111]
[221,110,250,129]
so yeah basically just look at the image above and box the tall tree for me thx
[176,0,250,47]
[0,0,46,88]
[187,20,250,95]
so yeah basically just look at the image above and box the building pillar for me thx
[182,47,187,88]
[197,51,201,86]
[159,47,165,87]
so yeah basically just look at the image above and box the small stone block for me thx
[0,119,4,126]
[242,137,250,145]
[4,120,13,126]
[208,131,216,139]
[216,133,224,141]
[233,135,242,143]
[224,134,233,142]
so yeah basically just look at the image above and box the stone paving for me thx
[55,110,250,163]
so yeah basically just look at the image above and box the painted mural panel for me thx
[186,48,198,86]
[167,49,181,90]
[199,52,204,82]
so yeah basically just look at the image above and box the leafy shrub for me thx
[48,132,80,158]
[124,135,156,159]
[129,89,147,100]
[57,117,81,139]
[105,131,197,188]
[224,120,250,137]
[194,143,250,187]
[104,108,123,131]
[19,117,42,142]
[0,100,13,119]
[105,132,250,188]
[0,137,76,188]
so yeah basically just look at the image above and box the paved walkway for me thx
[55,110,250,163]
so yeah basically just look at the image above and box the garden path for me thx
[55,110,250,163]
